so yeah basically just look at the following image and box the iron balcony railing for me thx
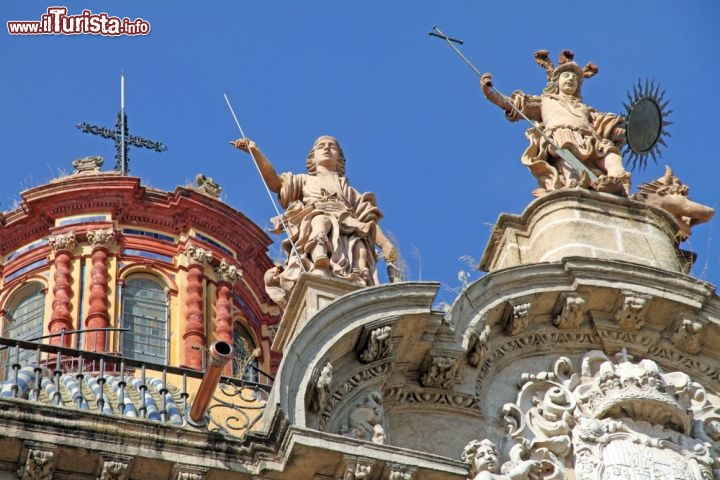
[0,329,273,431]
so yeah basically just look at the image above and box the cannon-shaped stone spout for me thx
[187,341,234,426]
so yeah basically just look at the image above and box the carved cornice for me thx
[384,384,483,416]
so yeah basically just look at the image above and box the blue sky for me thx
[2,1,720,303]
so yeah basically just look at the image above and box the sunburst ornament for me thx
[622,78,672,171]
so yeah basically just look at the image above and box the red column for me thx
[214,281,233,345]
[48,232,76,347]
[85,247,110,352]
[183,245,212,369]
[214,259,242,375]
[184,264,206,369]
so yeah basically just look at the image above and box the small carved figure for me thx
[461,439,543,480]
[233,136,397,306]
[481,50,630,197]
[339,391,385,442]
[632,166,714,238]
[310,362,332,412]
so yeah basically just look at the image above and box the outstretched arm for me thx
[232,138,282,193]
[480,74,540,123]
[481,73,512,114]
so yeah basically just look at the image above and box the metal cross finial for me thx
[76,71,166,175]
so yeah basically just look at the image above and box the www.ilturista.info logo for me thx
[7,7,151,36]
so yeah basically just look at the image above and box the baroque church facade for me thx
[1,58,720,480]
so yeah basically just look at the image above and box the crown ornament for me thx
[534,49,599,84]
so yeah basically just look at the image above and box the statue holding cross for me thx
[480,50,630,197]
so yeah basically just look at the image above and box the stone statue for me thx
[233,136,397,307]
[461,439,543,480]
[481,50,630,197]
[632,165,714,238]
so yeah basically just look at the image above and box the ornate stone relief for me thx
[671,318,703,354]
[338,390,386,444]
[48,230,77,251]
[215,259,242,283]
[499,351,719,480]
[384,384,482,414]
[614,291,652,331]
[309,362,332,413]
[318,361,391,431]
[553,294,587,329]
[356,325,393,363]
[461,438,544,480]
[19,447,56,480]
[386,464,417,480]
[171,464,208,480]
[505,299,532,336]
[341,456,376,480]
[420,320,464,389]
[466,323,490,367]
[87,228,116,247]
[184,244,213,266]
[98,459,130,480]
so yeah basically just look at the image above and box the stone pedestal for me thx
[271,273,362,353]
[480,189,687,273]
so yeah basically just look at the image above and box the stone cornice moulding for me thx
[451,257,716,350]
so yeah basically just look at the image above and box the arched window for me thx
[232,322,258,381]
[2,283,46,368]
[120,277,168,364]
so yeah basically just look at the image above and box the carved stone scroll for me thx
[500,352,719,480]
[466,323,490,367]
[357,325,392,363]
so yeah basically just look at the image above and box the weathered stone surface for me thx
[480,189,687,273]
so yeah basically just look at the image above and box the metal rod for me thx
[430,26,596,181]
[223,93,308,272]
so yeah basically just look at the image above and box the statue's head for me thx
[535,49,598,98]
[306,135,346,176]
[462,439,500,476]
